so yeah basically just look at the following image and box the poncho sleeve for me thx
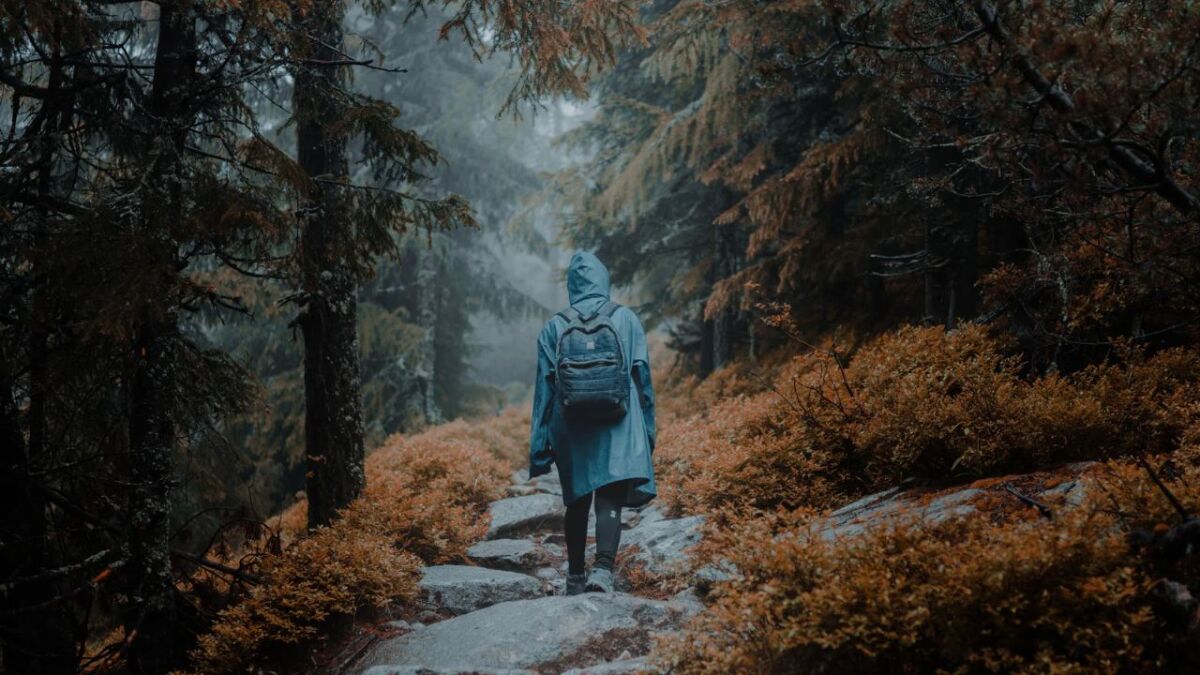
[627,310,656,452]
[529,321,557,477]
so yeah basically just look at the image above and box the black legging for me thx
[564,480,625,575]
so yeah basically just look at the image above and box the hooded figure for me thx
[530,251,657,592]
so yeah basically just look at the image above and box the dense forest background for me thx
[3,0,1200,673]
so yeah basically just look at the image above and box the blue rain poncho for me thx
[529,252,657,507]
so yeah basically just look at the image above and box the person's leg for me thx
[564,491,593,576]
[592,481,625,571]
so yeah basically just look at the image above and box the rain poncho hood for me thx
[567,251,611,306]
[530,252,657,507]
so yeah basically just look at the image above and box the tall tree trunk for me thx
[955,217,979,322]
[0,27,80,673]
[125,2,196,670]
[922,220,936,326]
[293,2,366,529]
[0,362,75,674]
[416,246,443,424]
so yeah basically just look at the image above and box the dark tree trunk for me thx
[0,363,76,674]
[126,321,180,673]
[293,2,366,529]
[125,2,196,670]
[952,217,979,325]
[0,28,80,673]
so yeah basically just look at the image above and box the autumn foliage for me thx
[187,409,527,672]
[655,443,1200,673]
[644,315,1200,672]
[655,324,1200,516]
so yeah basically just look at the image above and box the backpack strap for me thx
[556,302,619,324]
[598,301,620,319]
[555,306,583,324]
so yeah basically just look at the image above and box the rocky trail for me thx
[337,459,1093,675]
[345,468,706,675]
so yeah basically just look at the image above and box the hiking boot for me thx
[584,567,614,593]
[565,572,587,596]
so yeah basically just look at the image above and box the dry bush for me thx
[656,457,1200,674]
[276,412,520,542]
[655,325,1200,516]
[655,388,855,516]
[188,528,422,673]
[189,413,516,672]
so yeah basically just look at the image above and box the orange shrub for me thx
[655,325,1200,515]
[189,412,518,672]
[656,459,1200,674]
[188,528,422,673]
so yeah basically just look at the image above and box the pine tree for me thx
[289,0,369,529]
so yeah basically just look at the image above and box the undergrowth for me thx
[185,408,527,673]
[655,450,1200,673]
[655,324,1200,516]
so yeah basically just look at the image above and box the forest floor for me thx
[310,418,707,675]
[296,407,1098,675]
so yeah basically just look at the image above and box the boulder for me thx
[357,593,697,674]
[487,494,565,539]
[504,484,538,498]
[509,468,563,496]
[466,539,543,572]
[561,655,654,674]
[357,662,532,667]
[620,513,704,576]
[818,486,981,540]
[817,467,1094,540]
[418,566,542,615]
[532,472,563,496]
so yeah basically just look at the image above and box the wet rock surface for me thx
[362,662,537,667]
[418,565,543,615]
[354,463,1094,674]
[816,465,1094,540]
[618,508,703,576]
[487,494,566,540]
[560,656,652,675]
[467,539,545,572]
[358,593,693,674]
[354,471,702,675]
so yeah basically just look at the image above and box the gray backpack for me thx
[555,301,629,423]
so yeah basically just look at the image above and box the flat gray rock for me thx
[487,493,565,539]
[466,539,542,572]
[510,468,563,496]
[418,565,542,615]
[357,593,695,674]
[504,484,538,497]
[561,655,654,674]
[532,473,563,496]
[620,514,704,575]
[818,486,981,540]
[816,469,1095,541]
[360,662,530,667]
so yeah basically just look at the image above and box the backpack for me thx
[554,301,629,423]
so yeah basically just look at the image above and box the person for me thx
[529,251,657,594]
